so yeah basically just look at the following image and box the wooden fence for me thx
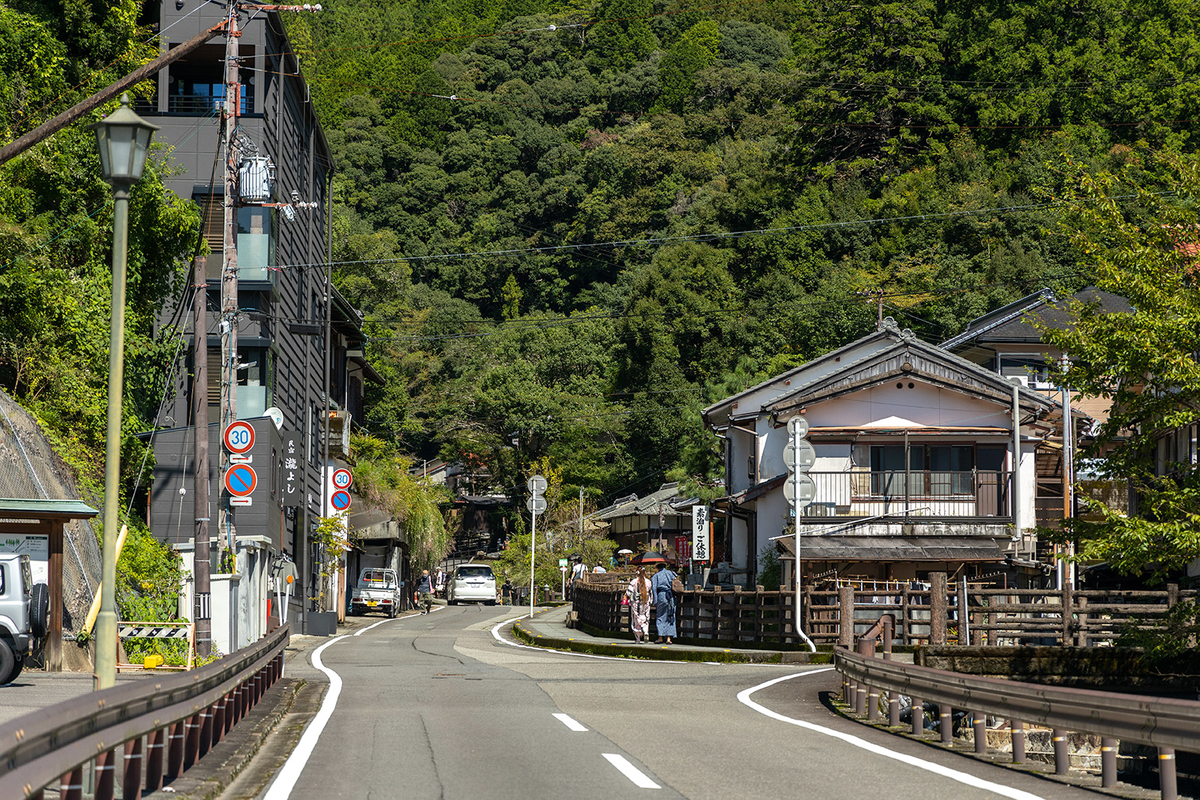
[572,572,1197,648]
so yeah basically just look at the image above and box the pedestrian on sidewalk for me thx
[650,562,679,644]
[417,569,435,614]
[626,567,652,643]
[501,577,513,605]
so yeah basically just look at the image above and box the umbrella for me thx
[616,548,633,555]
[633,550,669,564]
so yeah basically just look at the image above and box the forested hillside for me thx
[284,0,1200,505]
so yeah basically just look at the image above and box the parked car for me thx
[350,568,402,618]
[447,564,496,606]
[0,553,48,684]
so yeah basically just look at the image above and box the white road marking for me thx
[553,712,588,732]
[736,671,1044,800]
[603,753,661,789]
[261,635,347,800]
[354,605,442,636]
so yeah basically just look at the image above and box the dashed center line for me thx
[553,712,588,732]
[603,753,661,789]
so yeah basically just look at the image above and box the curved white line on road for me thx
[736,672,1044,800]
[354,605,442,636]
[262,635,347,800]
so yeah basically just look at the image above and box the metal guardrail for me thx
[0,624,288,800]
[836,625,1200,800]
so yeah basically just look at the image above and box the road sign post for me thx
[784,415,816,653]
[526,475,546,619]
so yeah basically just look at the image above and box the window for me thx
[237,206,275,281]
[869,444,982,496]
[928,445,974,495]
[870,445,923,496]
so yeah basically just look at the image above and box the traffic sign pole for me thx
[527,475,546,619]
[784,416,817,654]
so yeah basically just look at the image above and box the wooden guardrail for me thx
[0,624,289,800]
[574,571,1196,648]
[837,631,1200,800]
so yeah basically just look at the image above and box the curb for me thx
[511,616,831,664]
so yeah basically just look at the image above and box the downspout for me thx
[1011,381,1022,550]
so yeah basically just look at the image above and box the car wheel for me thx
[29,584,48,639]
[0,640,16,686]
[5,658,22,684]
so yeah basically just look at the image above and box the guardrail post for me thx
[1052,728,1069,775]
[888,691,899,727]
[855,681,866,716]
[167,720,185,779]
[930,573,947,645]
[1101,737,1117,787]
[1159,747,1177,800]
[60,766,83,800]
[973,712,986,754]
[184,713,200,769]
[224,691,235,734]
[911,697,923,736]
[212,696,225,745]
[124,737,143,800]
[939,704,952,745]
[146,727,165,793]
[882,615,893,659]
[1011,721,1025,764]
[95,748,116,800]
[198,705,213,757]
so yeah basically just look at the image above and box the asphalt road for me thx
[254,605,1101,800]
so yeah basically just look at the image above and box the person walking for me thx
[650,562,679,644]
[626,567,652,643]
[501,577,513,605]
[416,569,435,614]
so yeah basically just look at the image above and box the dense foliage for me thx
[285,0,1200,510]
[0,0,199,620]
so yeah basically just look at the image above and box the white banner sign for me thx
[0,534,49,585]
[692,505,711,563]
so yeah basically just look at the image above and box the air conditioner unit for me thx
[239,157,274,202]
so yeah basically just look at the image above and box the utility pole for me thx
[192,256,211,657]
[219,4,240,561]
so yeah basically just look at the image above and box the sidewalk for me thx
[511,604,831,664]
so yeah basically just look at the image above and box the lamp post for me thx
[92,93,158,690]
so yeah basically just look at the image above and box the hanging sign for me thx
[692,505,711,563]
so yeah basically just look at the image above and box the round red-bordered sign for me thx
[331,490,352,511]
[223,420,255,454]
[331,468,353,491]
[224,464,257,497]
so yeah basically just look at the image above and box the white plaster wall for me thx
[803,383,1013,430]
[1018,442,1037,534]
[730,514,749,570]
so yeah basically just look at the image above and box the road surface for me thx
[254,605,1097,800]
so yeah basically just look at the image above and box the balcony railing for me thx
[168,93,250,114]
[798,470,1012,519]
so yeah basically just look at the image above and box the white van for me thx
[447,564,496,605]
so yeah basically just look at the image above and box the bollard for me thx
[1011,720,1025,764]
[1159,747,1177,800]
[911,697,924,736]
[146,727,165,793]
[888,691,899,727]
[855,682,867,716]
[1101,737,1117,788]
[1052,728,1069,775]
[95,748,116,800]
[843,676,852,705]
[973,712,986,754]
[939,704,952,745]
[60,766,84,800]
[124,737,144,800]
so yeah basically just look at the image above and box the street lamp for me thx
[92,93,158,690]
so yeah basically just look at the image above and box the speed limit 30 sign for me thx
[331,468,353,491]
[223,421,255,454]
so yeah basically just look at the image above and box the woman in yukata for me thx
[650,561,679,644]
[626,567,652,643]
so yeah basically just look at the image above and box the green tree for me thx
[1039,153,1200,581]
